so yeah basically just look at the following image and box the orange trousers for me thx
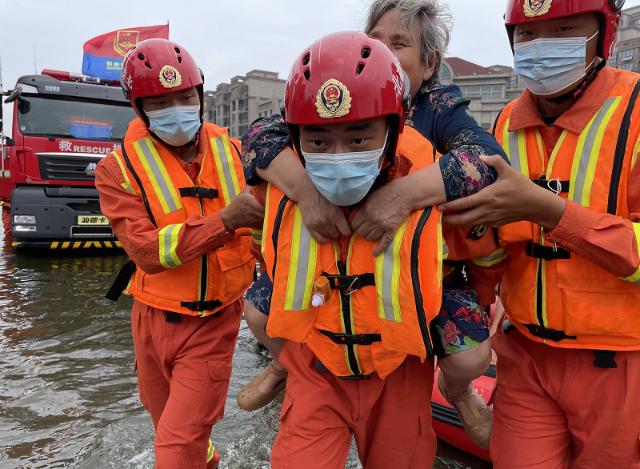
[271,342,437,469]
[491,328,640,469]
[131,299,242,469]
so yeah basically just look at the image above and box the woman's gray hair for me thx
[364,0,452,87]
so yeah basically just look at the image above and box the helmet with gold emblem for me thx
[505,0,625,59]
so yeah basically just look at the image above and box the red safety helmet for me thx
[121,38,204,120]
[505,0,625,59]
[284,31,408,159]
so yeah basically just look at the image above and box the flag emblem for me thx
[159,65,182,89]
[523,0,552,17]
[315,79,352,119]
[114,30,140,57]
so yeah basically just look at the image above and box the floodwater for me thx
[0,228,491,468]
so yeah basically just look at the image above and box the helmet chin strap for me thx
[548,58,606,105]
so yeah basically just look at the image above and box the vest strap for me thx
[526,242,571,261]
[318,329,382,346]
[180,300,223,312]
[592,350,618,369]
[324,273,375,294]
[106,259,137,301]
[532,179,570,194]
[179,187,219,199]
[165,311,181,323]
[524,324,577,342]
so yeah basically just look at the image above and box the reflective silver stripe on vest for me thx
[284,207,317,310]
[212,136,241,206]
[507,130,523,174]
[570,96,621,207]
[135,138,181,213]
[376,221,408,322]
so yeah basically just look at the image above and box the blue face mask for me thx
[146,104,201,146]
[302,132,388,207]
[514,32,598,96]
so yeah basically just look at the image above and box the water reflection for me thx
[0,223,489,468]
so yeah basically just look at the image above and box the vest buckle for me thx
[525,242,571,261]
[324,273,375,295]
[523,324,576,342]
[180,299,223,312]
[179,187,219,199]
[592,350,618,369]
[318,329,382,346]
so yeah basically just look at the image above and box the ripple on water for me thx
[0,228,489,469]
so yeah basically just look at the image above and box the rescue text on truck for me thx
[0,69,135,250]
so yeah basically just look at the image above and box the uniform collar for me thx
[509,67,618,135]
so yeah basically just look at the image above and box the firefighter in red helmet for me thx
[440,1,640,467]
[253,30,502,469]
[95,38,263,468]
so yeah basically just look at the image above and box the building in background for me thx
[609,5,640,72]
[440,57,523,129]
[203,70,285,137]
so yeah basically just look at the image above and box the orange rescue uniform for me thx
[261,125,498,468]
[96,120,253,469]
[491,67,640,468]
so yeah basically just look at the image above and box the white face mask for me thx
[514,32,598,96]
[146,104,201,147]
[301,131,388,206]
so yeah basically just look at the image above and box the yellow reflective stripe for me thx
[569,97,621,207]
[345,238,361,373]
[534,130,545,161]
[333,242,356,375]
[250,228,263,246]
[112,151,137,194]
[133,138,182,214]
[501,118,511,158]
[545,130,568,178]
[632,135,640,171]
[472,247,508,267]
[51,242,59,249]
[261,185,272,259]
[284,207,317,310]
[437,221,443,284]
[376,220,408,322]
[211,135,242,206]
[503,123,528,176]
[158,223,183,268]
[208,441,215,462]
[623,223,640,284]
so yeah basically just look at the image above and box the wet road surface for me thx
[0,231,491,468]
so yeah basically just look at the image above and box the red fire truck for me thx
[0,70,135,249]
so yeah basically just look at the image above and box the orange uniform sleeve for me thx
[547,161,640,280]
[95,154,235,274]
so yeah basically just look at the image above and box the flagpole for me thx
[32,44,37,74]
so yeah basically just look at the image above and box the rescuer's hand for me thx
[439,155,567,231]
[221,190,265,231]
[352,177,415,257]
[297,185,352,244]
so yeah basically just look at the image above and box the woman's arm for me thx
[241,116,351,242]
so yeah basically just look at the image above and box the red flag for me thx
[82,24,169,79]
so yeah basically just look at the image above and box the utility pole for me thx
[33,44,37,74]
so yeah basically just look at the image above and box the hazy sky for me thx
[2,0,640,99]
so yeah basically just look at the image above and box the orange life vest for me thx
[262,126,443,379]
[496,67,640,351]
[112,118,254,316]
